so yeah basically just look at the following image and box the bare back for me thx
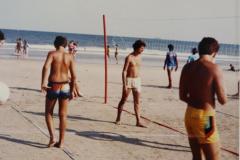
[47,50,73,82]
[180,58,226,110]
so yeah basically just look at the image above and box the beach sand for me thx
[0,57,239,160]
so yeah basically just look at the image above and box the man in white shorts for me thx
[115,40,146,127]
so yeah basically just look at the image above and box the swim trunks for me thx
[184,106,219,144]
[46,81,71,99]
[126,77,141,92]
[166,51,177,68]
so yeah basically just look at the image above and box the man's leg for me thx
[132,89,146,127]
[201,142,220,160]
[115,87,131,124]
[55,98,68,148]
[188,138,203,160]
[238,81,240,96]
[45,98,57,147]
[167,68,172,88]
[115,55,118,64]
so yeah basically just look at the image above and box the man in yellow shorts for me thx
[179,37,227,160]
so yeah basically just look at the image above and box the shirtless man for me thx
[68,40,78,57]
[41,36,80,148]
[107,45,110,59]
[179,37,227,160]
[67,40,84,97]
[115,40,146,127]
[115,44,119,64]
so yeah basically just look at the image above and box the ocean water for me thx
[0,28,239,56]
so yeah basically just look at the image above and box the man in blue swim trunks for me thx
[163,44,178,88]
[41,36,80,148]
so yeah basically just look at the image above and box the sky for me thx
[0,0,239,44]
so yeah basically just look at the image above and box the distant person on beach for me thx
[187,47,198,63]
[233,81,240,97]
[115,40,147,128]
[228,64,239,72]
[68,40,84,97]
[15,38,22,54]
[68,40,78,57]
[41,36,81,148]
[0,30,5,46]
[180,37,227,160]
[107,45,110,59]
[23,40,29,57]
[115,44,119,64]
[163,44,178,88]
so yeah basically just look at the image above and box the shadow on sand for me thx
[23,111,114,124]
[10,87,41,93]
[109,82,179,90]
[67,130,190,152]
[0,134,47,149]
[142,84,179,90]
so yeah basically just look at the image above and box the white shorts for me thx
[126,77,141,92]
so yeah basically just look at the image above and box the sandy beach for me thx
[0,48,239,160]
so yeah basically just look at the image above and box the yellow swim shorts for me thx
[184,106,219,144]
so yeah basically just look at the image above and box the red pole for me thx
[103,14,108,104]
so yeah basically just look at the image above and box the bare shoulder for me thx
[64,52,74,61]
[47,50,56,56]
[46,50,56,59]
[125,54,132,61]
[212,64,222,76]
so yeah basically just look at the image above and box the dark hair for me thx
[73,42,78,46]
[198,37,219,55]
[0,30,5,40]
[191,48,198,54]
[69,40,74,44]
[168,44,174,51]
[132,40,146,51]
[54,36,67,49]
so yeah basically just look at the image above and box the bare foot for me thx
[54,142,63,148]
[115,121,121,125]
[47,140,56,148]
[78,92,84,97]
[136,123,147,128]
[167,85,172,89]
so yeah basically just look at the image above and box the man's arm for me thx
[163,54,168,70]
[69,56,81,98]
[179,65,189,103]
[41,52,53,91]
[175,55,178,71]
[122,56,130,87]
[213,66,227,105]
